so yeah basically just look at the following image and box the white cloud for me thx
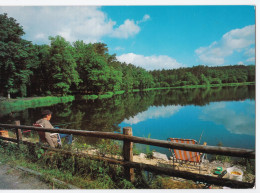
[245,47,255,56]
[35,33,46,40]
[195,25,255,66]
[124,105,182,125]
[244,47,255,64]
[222,25,255,49]
[117,53,183,70]
[137,14,150,24]
[0,7,148,43]
[246,57,255,63]
[110,19,140,38]
[114,46,125,51]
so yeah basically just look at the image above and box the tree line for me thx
[150,65,255,88]
[0,13,255,98]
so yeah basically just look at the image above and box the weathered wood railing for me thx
[0,123,255,189]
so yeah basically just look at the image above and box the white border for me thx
[0,0,257,6]
[0,0,258,193]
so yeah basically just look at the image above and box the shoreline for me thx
[0,82,255,116]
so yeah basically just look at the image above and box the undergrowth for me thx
[210,142,255,175]
[0,139,194,189]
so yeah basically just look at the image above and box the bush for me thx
[160,82,170,88]
[210,78,222,84]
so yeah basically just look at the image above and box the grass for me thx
[0,96,75,115]
[81,95,98,100]
[98,92,114,99]
[80,91,124,100]
[0,140,131,189]
[114,90,125,95]
[115,82,255,94]
[144,82,255,91]
[172,82,255,89]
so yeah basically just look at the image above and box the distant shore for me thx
[0,82,255,116]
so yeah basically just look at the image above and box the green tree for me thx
[184,72,199,85]
[29,44,51,95]
[120,63,134,91]
[107,67,123,91]
[87,55,111,93]
[199,74,210,85]
[73,40,94,92]
[73,41,112,93]
[0,13,38,97]
[93,42,108,56]
[247,65,255,82]
[48,36,80,95]
[132,67,154,89]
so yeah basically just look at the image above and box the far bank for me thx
[0,82,255,116]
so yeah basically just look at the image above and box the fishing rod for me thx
[52,119,89,127]
[198,129,204,144]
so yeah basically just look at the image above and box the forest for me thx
[0,13,256,98]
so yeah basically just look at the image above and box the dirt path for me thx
[0,163,51,189]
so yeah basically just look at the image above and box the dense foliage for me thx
[0,13,38,97]
[0,13,255,98]
[150,65,255,88]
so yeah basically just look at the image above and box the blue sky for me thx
[0,5,255,70]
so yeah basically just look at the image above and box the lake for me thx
[0,85,255,155]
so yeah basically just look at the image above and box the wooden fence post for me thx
[14,120,22,147]
[123,127,134,182]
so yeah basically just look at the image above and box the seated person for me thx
[54,127,73,145]
[36,110,73,147]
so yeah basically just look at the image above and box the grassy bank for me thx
[142,82,255,91]
[173,82,255,89]
[0,96,75,115]
[80,91,125,100]
[81,81,255,100]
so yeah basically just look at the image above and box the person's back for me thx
[36,118,53,129]
[36,110,58,148]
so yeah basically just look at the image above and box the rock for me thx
[212,160,221,165]
[223,162,231,168]
[139,153,146,159]
[203,159,209,164]
[152,152,169,161]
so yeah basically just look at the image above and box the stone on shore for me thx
[152,152,169,161]
[139,153,146,159]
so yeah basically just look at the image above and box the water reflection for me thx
[199,101,255,136]
[120,99,255,150]
[0,85,255,150]
[123,105,182,125]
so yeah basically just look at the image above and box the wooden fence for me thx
[0,122,255,189]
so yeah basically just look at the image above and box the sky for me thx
[0,4,256,70]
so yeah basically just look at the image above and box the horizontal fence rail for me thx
[0,123,255,159]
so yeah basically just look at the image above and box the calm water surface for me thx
[120,99,255,155]
[0,85,255,155]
